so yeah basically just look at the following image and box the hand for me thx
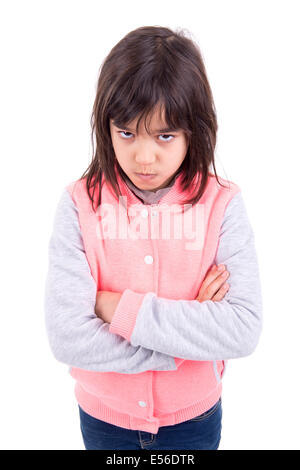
[196,264,230,302]
[95,290,122,323]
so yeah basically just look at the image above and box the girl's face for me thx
[109,108,189,192]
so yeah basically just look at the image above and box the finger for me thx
[199,270,229,298]
[205,270,229,298]
[211,283,229,301]
[197,264,225,295]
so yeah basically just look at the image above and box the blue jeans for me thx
[78,397,222,450]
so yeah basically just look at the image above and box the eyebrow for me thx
[112,121,179,134]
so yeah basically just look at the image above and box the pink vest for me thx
[66,168,240,434]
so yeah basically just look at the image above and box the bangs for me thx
[108,82,192,139]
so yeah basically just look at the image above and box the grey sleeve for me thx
[44,188,177,373]
[130,191,263,360]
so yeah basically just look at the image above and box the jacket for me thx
[44,167,263,434]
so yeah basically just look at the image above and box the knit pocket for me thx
[213,360,227,384]
[221,360,227,378]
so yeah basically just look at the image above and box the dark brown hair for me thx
[79,25,227,212]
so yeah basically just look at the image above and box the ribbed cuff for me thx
[109,288,146,341]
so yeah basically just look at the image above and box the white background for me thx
[0,0,299,450]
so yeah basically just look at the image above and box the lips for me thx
[135,173,157,180]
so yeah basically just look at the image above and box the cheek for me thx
[111,139,124,156]
[113,146,131,168]
[116,145,130,160]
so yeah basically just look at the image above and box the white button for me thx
[141,208,148,218]
[152,210,158,216]
[138,401,147,407]
[144,255,153,264]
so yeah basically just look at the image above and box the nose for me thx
[135,149,156,166]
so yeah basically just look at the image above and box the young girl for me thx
[44,25,263,450]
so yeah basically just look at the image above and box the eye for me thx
[158,134,174,142]
[117,131,175,142]
[118,131,133,139]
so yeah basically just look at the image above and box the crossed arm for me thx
[95,261,230,324]
[44,188,262,372]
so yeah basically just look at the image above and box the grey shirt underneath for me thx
[44,176,263,373]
